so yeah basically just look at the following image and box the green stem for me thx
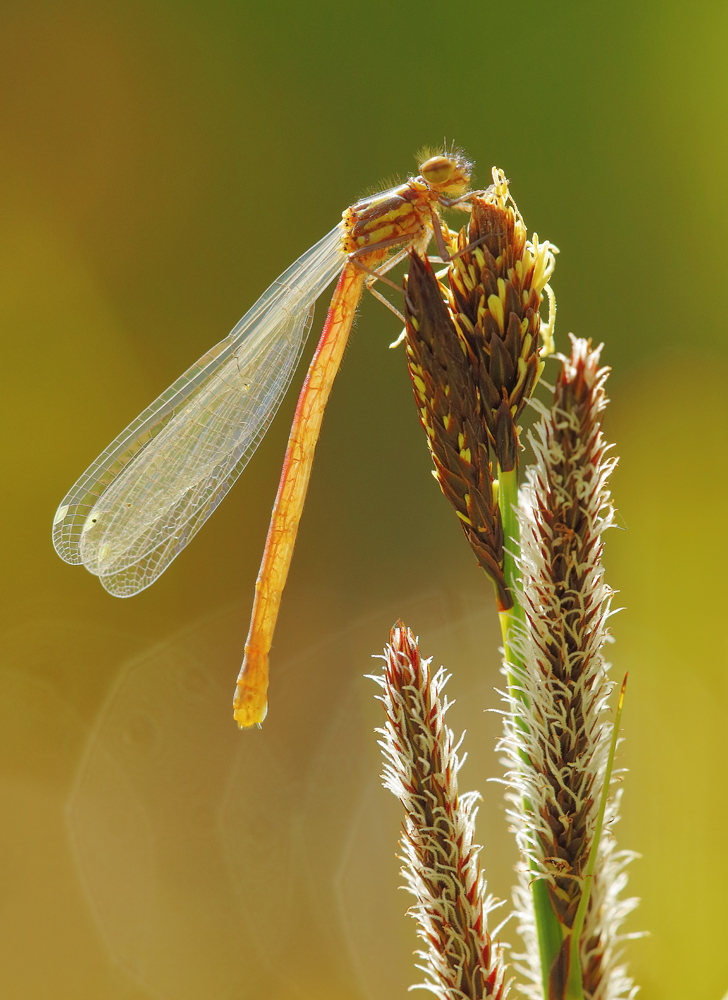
[497,466,565,1000]
[497,467,526,695]
[564,674,628,1000]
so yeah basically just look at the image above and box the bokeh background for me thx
[1,1,726,998]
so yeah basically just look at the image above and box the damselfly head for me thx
[418,152,472,196]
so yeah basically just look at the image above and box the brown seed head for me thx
[404,251,510,610]
[443,169,557,472]
[402,168,556,609]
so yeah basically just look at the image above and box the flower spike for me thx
[501,337,639,1000]
[372,622,510,999]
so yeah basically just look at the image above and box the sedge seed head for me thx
[372,622,511,1000]
[403,251,511,610]
[501,337,639,1000]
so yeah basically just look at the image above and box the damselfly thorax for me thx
[344,154,470,258]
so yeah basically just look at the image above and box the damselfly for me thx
[53,148,481,727]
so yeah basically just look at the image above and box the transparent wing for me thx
[53,223,347,596]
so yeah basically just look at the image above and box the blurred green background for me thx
[1,1,727,997]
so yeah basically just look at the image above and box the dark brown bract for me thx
[404,249,510,609]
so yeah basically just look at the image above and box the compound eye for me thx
[420,155,455,187]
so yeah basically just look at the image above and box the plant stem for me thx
[497,465,565,1000]
[497,467,526,694]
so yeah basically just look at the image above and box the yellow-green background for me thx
[1,2,726,998]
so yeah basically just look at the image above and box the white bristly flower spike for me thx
[500,336,639,1000]
[371,622,510,1000]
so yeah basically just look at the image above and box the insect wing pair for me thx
[52,225,347,596]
